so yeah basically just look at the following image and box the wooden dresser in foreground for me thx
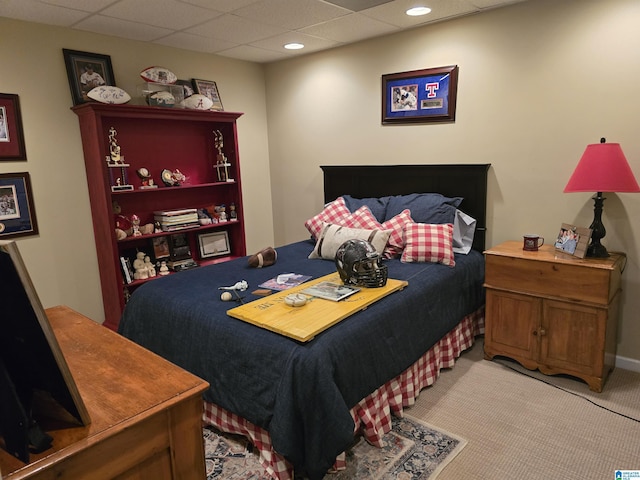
[483,241,625,392]
[0,305,208,479]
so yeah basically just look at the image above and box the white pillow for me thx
[309,223,391,260]
[452,209,476,254]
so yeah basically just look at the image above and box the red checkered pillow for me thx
[346,207,413,258]
[401,223,456,266]
[304,197,351,239]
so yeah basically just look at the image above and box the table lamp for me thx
[564,138,640,258]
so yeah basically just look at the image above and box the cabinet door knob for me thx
[539,328,547,336]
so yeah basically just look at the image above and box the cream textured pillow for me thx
[309,223,391,260]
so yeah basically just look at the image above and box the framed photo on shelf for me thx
[554,223,592,258]
[381,65,458,125]
[192,79,224,111]
[198,231,230,258]
[0,172,38,239]
[0,93,27,160]
[63,49,116,105]
[150,235,170,261]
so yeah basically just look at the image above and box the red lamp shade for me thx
[564,141,640,193]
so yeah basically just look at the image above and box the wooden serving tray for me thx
[227,272,408,342]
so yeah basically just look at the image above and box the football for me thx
[181,94,214,110]
[148,90,176,107]
[87,86,131,104]
[139,66,177,84]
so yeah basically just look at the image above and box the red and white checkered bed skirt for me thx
[202,307,485,480]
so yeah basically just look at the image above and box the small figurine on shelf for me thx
[130,214,142,237]
[133,252,148,280]
[159,261,170,276]
[144,256,156,277]
[217,204,227,222]
[198,208,213,225]
[229,202,238,221]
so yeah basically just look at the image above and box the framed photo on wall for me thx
[0,93,27,160]
[554,223,592,258]
[381,65,458,125]
[192,79,224,111]
[63,49,116,105]
[0,172,38,239]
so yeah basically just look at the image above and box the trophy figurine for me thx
[107,127,133,191]
[214,130,233,182]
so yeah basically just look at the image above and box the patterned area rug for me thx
[204,415,466,479]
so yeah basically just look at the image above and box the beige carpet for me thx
[406,339,640,479]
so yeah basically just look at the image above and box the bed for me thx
[119,164,490,480]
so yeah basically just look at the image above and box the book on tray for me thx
[300,281,360,302]
[258,273,312,291]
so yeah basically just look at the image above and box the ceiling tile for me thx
[99,0,221,30]
[323,0,394,12]
[232,0,349,30]
[180,0,262,13]
[300,12,398,43]
[37,0,117,11]
[249,31,341,55]
[186,14,287,44]
[216,44,290,63]
[362,0,478,27]
[73,14,172,41]
[153,32,238,53]
[0,0,89,26]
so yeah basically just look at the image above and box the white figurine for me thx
[159,261,170,276]
[133,251,148,280]
[144,256,156,277]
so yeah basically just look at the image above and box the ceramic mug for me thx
[523,234,544,251]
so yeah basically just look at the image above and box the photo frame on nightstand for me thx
[554,223,592,258]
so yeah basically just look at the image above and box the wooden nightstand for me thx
[483,241,625,392]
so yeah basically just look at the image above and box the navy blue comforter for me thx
[119,239,484,479]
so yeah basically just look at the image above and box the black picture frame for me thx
[192,78,224,111]
[62,49,116,105]
[0,172,38,239]
[0,93,27,161]
[381,65,458,125]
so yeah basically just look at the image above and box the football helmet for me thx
[335,239,388,288]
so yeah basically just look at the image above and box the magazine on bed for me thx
[301,281,360,301]
[259,273,312,291]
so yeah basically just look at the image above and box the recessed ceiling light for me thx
[406,6,431,16]
[284,43,305,50]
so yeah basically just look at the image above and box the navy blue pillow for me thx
[384,193,463,224]
[342,195,390,223]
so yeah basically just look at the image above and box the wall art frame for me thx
[192,79,224,111]
[198,231,230,258]
[0,172,39,239]
[0,93,27,160]
[63,49,116,105]
[381,65,458,125]
[554,223,592,259]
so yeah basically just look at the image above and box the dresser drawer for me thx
[485,251,620,306]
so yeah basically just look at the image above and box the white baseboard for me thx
[616,355,640,373]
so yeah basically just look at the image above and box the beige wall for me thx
[264,0,640,362]
[0,18,274,325]
[1,0,639,364]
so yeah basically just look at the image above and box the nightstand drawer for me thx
[485,254,616,305]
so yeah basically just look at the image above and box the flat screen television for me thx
[0,240,90,463]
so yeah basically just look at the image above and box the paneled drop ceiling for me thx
[0,0,527,63]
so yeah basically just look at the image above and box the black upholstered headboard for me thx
[321,164,490,252]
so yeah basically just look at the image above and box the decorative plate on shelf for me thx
[161,169,176,186]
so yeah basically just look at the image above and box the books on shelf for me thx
[154,208,199,231]
[258,273,312,291]
[300,281,360,302]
